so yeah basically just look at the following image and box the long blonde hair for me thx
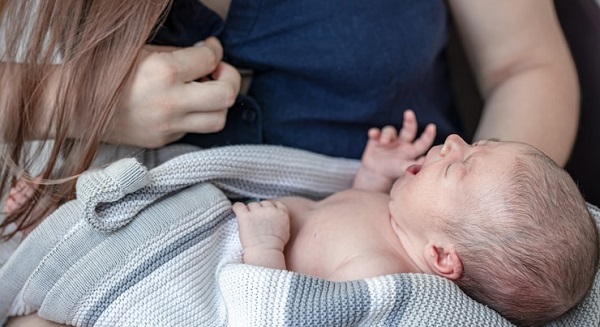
[0,0,172,238]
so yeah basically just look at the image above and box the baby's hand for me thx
[233,200,290,269]
[354,110,436,191]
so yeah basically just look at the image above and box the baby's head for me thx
[440,142,598,326]
[389,135,599,327]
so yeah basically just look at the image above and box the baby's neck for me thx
[378,212,424,274]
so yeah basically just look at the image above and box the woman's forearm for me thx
[450,0,579,166]
[473,60,578,166]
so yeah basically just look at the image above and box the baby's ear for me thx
[423,242,463,280]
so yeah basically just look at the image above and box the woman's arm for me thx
[448,0,579,166]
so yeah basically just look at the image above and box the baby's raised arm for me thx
[233,200,290,270]
[353,110,436,192]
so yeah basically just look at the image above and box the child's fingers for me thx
[11,192,28,206]
[247,201,262,211]
[5,177,41,214]
[23,184,36,198]
[13,179,29,193]
[412,123,437,154]
[4,198,17,214]
[9,187,19,196]
[6,190,35,212]
[272,200,289,213]
[367,127,381,140]
[399,109,418,142]
[379,126,398,144]
[232,202,249,215]
[11,176,41,196]
[259,200,274,207]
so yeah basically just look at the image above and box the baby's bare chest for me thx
[280,190,389,236]
[278,190,395,278]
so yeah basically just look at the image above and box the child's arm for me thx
[353,110,436,192]
[233,200,290,270]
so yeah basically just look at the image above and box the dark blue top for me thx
[151,0,465,159]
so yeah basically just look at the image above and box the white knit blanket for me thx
[0,145,598,326]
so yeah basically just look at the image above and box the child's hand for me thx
[353,110,436,191]
[233,200,290,269]
[4,177,39,214]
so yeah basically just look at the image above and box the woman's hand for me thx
[105,37,241,148]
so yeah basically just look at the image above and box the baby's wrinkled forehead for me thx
[485,141,545,168]
[494,139,545,156]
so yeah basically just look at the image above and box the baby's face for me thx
[388,135,532,251]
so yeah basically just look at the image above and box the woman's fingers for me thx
[211,62,242,97]
[105,38,241,148]
[176,111,227,134]
[160,63,241,133]
[176,64,240,111]
[170,37,224,82]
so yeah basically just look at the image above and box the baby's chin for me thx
[390,178,406,198]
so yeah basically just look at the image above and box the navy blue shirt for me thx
[151,0,465,159]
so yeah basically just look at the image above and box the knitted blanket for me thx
[0,145,598,326]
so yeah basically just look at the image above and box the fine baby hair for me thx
[440,147,598,327]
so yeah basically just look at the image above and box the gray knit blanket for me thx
[0,145,598,326]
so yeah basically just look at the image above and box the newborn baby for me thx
[233,110,599,327]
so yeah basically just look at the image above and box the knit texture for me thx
[0,145,598,326]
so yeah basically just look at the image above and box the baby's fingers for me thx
[399,110,419,142]
[379,126,398,144]
[412,123,437,154]
[272,201,289,214]
[368,127,397,144]
[368,128,382,140]
[232,202,249,216]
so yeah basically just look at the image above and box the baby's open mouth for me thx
[406,164,422,175]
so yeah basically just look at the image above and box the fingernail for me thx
[193,41,205,47]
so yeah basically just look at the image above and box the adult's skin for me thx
[5,0,578,325]
[106,0,577,165]
[449,0,578,166]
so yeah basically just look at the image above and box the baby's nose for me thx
[440,134,468,157]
